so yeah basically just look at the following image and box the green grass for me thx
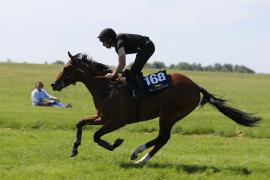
[0,62,270,179]
[1,128,269,180]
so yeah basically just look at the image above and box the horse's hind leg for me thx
[130,140,156,160]
[130,115,175,162]
[134,123,173,165]
[134,107,196,165]
[70,115,104,157]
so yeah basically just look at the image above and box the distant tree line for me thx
[128,61,255,74]
[3,58,255,74]
[52,60,65,65]
[51,60,255,73]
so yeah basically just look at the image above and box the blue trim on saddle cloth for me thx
[143,70,170,93]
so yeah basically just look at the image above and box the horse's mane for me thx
[76,53,111,73]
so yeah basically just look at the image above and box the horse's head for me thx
[51,51,111,91]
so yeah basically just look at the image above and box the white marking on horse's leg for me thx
[130,144,147,160]
[135,152,151,165]
[136,144,147,154]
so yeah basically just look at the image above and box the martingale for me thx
[143,70,171,93]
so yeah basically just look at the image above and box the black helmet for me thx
[98,28,117,41]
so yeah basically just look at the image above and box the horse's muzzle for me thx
[51,82,62,91]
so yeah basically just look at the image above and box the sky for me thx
[0,0,269,73]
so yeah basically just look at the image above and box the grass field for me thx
[0,62,269,179]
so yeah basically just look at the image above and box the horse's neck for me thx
[83,78,111,99]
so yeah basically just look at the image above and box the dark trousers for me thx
[128,40,155,97]
[130,40,155,77]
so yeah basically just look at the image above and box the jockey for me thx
[97,28,155,97]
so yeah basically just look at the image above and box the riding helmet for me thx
[97,28,117,41]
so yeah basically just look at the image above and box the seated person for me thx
[31,80,72,108]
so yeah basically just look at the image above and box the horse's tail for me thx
[199,87,261,127]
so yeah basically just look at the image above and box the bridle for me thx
[93,75,107,79]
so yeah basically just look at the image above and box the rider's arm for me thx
[42,90,59,103]
[112,47,126,77]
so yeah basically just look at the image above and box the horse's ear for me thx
[68,51,74,59]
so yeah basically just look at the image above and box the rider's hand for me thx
[51,97,60,102]
[105,73,115,79]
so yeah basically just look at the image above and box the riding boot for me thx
[123,69,137,96]
[135,74,148,98]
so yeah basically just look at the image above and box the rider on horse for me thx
[97,28,155,97]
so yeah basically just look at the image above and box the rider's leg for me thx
[130,40,155,75]
[130,41,155,97]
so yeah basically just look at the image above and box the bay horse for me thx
[51,52,261,165]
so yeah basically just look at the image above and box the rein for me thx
[93,75,106,79]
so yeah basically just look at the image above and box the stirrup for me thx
[132,90,136,97]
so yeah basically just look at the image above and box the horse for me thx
[51,52,261,165]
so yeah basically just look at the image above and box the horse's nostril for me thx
[51,82,57,90]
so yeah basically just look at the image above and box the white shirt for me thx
[31,88,52,106]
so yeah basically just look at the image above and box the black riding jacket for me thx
[115,33,149,54]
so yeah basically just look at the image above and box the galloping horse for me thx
[51,52,261,165]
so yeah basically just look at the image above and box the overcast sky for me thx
[0,0,269,73]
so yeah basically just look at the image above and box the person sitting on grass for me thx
[31,80,72,108]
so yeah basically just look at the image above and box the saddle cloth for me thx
[142,70,171,93]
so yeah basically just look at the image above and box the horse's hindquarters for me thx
[160,84,200,111]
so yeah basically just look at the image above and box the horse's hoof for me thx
[113,138,124,149]
[130,153,138,160]
[135,160,146,166]
[70,149,78,157]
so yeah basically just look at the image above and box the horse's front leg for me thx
[70,115,104,157]
[93,120,125,151]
